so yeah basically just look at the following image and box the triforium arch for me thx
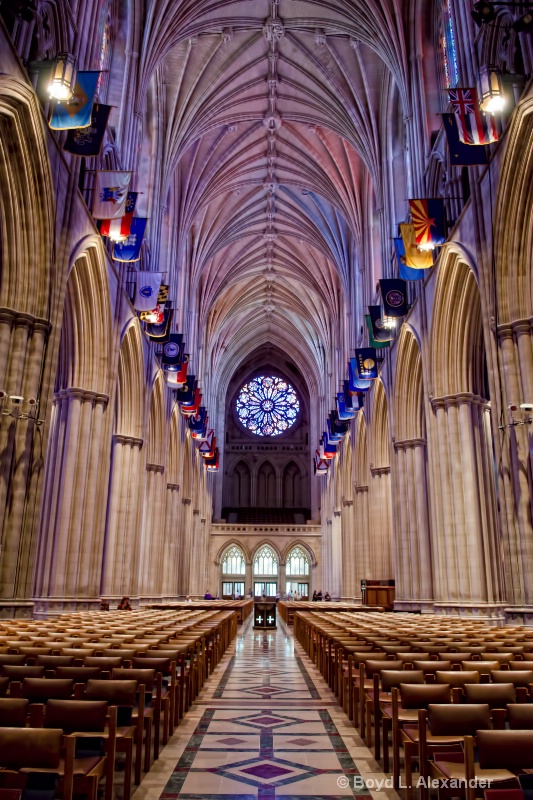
[34,242,112,614]
[392,327,433,611]
[0,78,55,609]
[428,250,504,620]
[0,77,53,319]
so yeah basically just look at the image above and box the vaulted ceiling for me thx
[135,0,414,403]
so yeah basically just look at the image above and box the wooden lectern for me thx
[254,602,277,629]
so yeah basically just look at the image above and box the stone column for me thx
[353,485,369,600]
[341,500,356,599]
[101,435,144,603]
[33,388,109,615]
[430,393,505,621]
[161,483,180,598]
[180,498,193,595]
[369,466,393,579]
[330,510,343,598]
[139,464,166,602]
[497,322,533,623]
[0,314,49,614]
[393,439,433,612]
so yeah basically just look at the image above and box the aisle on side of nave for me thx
[132,617,400,800]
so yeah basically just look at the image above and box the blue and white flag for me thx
[93,170,132,220]
[49,71,99,130]
[113,217,147,262]
[134,271,163,311]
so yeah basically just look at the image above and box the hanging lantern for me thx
[477,65,505,114]
[48,52,77,101]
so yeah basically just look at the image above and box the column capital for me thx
[146,463,165,474]
[343,499,353,507]
[0,308,50,331]
[431,392,487,410]
[394,437,427,451]
[511,317,533,336]
[370,465,391,476]
[113,434,143,448]
[193,509,200,516]
[182,498,192,505]
[354,485,368,494]
[166,483,180,491]
[57,387,109,406]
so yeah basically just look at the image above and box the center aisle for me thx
[133,617,399,800]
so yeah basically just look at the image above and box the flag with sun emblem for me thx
[354,348,379,380]
[399,224,434,270]
[408,199,446,249]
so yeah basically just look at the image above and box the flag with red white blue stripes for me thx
[448,88,498,145]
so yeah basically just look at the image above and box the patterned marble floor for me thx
[132,618,400,800]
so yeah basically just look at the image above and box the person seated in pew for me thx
[117,596,132,610]
[324,591,331,601]
[204,590,213,600]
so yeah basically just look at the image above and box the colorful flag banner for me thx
[409,199,446,248]
[399,224,433,270]
[161,334,184,371]
[134,271,163,311]
[113,217,147,262]
[175,377,197,406]
[380,279,409,318]
[394,237,425,281]
[99,192,137,241]
[199,430,215,457]
[348,358,372,393]
[368,305,394,344]
[204,448,220,471]
[144,307,172,342]
[354,348,379,380]
[448,88,498,145]
[157,284,169,304]
[64,103,111,156]
[139,303,165,324]
[322,434,337,458]
[49,71,100,130]
[442,113,488,166]
[93,170,132,219]
[329,411,350,437]
[337,392,355,421]
[314,451,330,475]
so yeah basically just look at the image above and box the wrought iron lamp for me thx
[47,52,76,101]
[477,65,506,112]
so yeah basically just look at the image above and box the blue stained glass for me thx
[236,376,300,437]
[440,0,459,89]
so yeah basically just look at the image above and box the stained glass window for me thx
[236,376,299,437]
[96,0,112,97]
[222,545,246,575]
[253,545,278,576]
[439,0,459,89]
[286,546,310,576]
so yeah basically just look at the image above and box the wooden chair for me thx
[44,699,117,800]
[431,730,533,800]
[416,704,493,800]
[0,699,29,727]
[84,679,140,800]
[111,668,156,776]
[388,683,452,791]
